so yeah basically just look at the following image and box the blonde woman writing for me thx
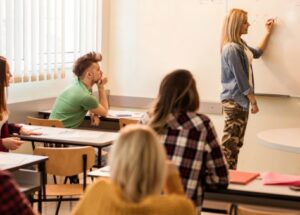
[220,9,275,169]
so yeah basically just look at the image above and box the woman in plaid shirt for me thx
[141,69,229,212]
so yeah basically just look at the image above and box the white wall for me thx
[105,0,300,174]
[8,77,72,104]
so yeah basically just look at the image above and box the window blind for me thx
[0,0,100,83]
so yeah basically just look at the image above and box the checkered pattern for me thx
[0,170,35,215]
[142,112,229,211]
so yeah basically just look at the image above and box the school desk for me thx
[39,109,144,122]
[0,152,48,213]
[89,166,300,211]
[257,128,300,153]
[15,125,119,167]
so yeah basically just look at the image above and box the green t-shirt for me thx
[50,79,99,128]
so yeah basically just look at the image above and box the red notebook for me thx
[229,170,260,185]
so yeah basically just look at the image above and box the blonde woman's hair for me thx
[220,8,248,51]
[109,124,167,203]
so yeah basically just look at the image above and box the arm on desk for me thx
[89,112,101,126]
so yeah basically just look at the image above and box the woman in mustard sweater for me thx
[72,124,196,215]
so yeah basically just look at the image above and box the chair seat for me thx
[46,184,89,196]
[238,206,298,215]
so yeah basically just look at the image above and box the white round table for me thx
[257,128,300,153]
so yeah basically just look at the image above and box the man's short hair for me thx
[73,52,102,77]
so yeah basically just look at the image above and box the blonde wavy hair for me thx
[220,8,248,51]
[109,124,167,203]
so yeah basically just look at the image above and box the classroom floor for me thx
[35,201,221,215]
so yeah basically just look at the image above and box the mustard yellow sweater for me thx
[72,174,196,215]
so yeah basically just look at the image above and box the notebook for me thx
[229,170,260,185]
[261,171,300,186]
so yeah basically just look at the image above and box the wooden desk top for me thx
[257,128,300,153]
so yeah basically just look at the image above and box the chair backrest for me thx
[34,146,95,176]
[119,118,138,129]
[27,116,64,128]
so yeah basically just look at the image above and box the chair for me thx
[229,204,298,215]
[119,118,138,129]
[34,146,95,215]
[27,116,64,128]
[27,116,64,149]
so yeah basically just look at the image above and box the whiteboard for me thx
[107,0,226,102]
[228,0,300,97]
[107,0,300,102]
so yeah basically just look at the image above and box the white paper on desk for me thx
[92,166,110,177]
[108,110,144,118]
[57,130,104,140]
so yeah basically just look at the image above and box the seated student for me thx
[72,124,196,215]
[0,169,37,215]
[140,69,229,212]
[0,56,40,152]
[50,52,109,128]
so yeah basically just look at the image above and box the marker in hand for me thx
[267,17,276,24]
[265,17,276,32]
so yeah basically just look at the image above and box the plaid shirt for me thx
[141,112,229,210]
[0,170,35,215]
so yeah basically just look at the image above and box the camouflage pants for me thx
[221,100,249,170]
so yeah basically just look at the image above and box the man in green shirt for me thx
[50,52,109,128]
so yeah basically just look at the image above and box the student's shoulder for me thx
[191,113,216,132]
[192,112,212,125]
[88,178,113,191]
[152,195,196,215]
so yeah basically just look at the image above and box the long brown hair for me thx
[220,8,248,51]
[149,69,200,133]
[0,57,8,120]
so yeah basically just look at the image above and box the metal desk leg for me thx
[97,147,102,167]
[38,161,46,213]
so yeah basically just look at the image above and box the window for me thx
[0,0,102,83]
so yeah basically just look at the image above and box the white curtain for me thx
[0,0,100,83]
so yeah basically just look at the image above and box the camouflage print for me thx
[221,100,249,170]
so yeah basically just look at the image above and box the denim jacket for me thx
[220,42,262,110]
